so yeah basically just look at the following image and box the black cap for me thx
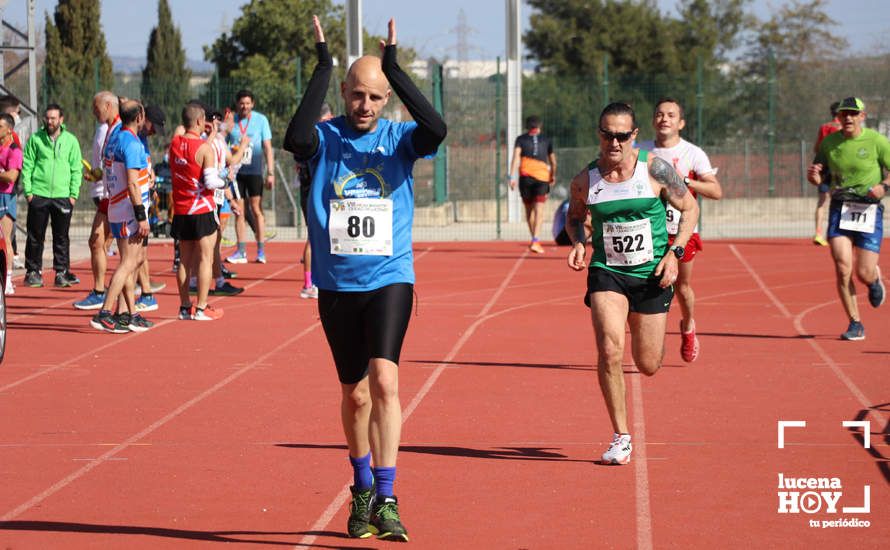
[144,104,166,135]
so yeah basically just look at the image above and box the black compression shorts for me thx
[317,283,414,384]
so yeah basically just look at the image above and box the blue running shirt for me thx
[308,116,428,291]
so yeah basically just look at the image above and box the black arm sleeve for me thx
[381,45,447,157]
[283,42,333,160]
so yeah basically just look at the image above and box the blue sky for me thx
[3,0,888,62]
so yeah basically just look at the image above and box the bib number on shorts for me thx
[603,218,654,266]
[329,198,393,256]
[839,201,877,233]
[665,204,680,235]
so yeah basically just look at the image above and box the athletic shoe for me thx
[221,237,236,247]
[840,320,865,341]
[54,271,80,287]
[529,241,545,254]
[24,271,42,287]
[4,276,14,296]
[211,281,244,296]
[193,305,224,321]
[178,305,194,320]
[347,485,376,539]
[12,254,24,269]
[90,310,128,334]
[680,320,700,362]
[74,290,106,310]
[171,260,180,273]
[370,496,409,542]
[255,251,267,264]
[299,285,319,299]
[867,266,885,308]
[226,250,248,264]
[813,234,828,246]
[149,280,167,293]
[601,433,632,465]
[135,294,159,312]
[264,229,277,242]
[127,313,154,332]
[221,265,237,279]
[188,283,198,295]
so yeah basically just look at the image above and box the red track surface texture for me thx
[0,240,887,549]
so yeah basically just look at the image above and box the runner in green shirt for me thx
[807,96,890,341]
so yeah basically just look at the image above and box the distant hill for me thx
[111,55,215,75]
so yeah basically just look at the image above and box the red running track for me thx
[0,240,887,548]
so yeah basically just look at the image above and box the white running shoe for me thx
[4,276,14,296]
[601,433,632,465]
[300,285,319,299]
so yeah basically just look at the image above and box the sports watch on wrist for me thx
[671,245,685,260]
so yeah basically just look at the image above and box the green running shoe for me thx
[347,485,376,539]
[370,495,409,542]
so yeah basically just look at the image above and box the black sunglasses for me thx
[598,128,635,142]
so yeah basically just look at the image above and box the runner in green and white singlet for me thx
[586,149,669,279]
[565,102,699,466]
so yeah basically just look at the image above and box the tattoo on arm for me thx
[649,156,688,199]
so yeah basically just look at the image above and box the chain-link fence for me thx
[20,54,890,243]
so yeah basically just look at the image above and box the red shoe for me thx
[193,305,224,321]
[680,320,700,362]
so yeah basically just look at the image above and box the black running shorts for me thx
[519,176,550,203]
[171,211,218,241]
[585,267,673,314]
[237,173,264,199]
[317,283,414,385]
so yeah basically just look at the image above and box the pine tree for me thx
[43,0,113,127]
[142,0,191,117]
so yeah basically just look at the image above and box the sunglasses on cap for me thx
[599,128,635,143]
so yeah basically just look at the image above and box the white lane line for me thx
[1,321,320,521]
[294,251,528,548]
[631,374,653,550]
[729,244,886,426]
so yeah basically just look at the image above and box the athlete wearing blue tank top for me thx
[283,16,446,542]
[565,102,699,466]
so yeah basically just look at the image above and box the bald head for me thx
[120,99,144,130]
[341,55,391,132]
[93,90,119,124]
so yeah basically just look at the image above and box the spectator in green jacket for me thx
[22,103,83,288]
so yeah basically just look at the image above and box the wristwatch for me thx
[683,176,691,186]
[671,245,685,260]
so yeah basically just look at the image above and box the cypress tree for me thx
[44,0,113,127]
[141,0,191,116]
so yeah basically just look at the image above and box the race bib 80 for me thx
[603,218,654,266]
[329,198,393,256]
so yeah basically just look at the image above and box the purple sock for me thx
[349,453,373,490]
[373,466,396,497]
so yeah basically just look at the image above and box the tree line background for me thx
[13,0,890,207]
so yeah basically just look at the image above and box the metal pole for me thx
[495,56,502,239]
[27,0,37,135]
[767,50,776,197]
[345,0,362,68]
[505,0,522,223]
